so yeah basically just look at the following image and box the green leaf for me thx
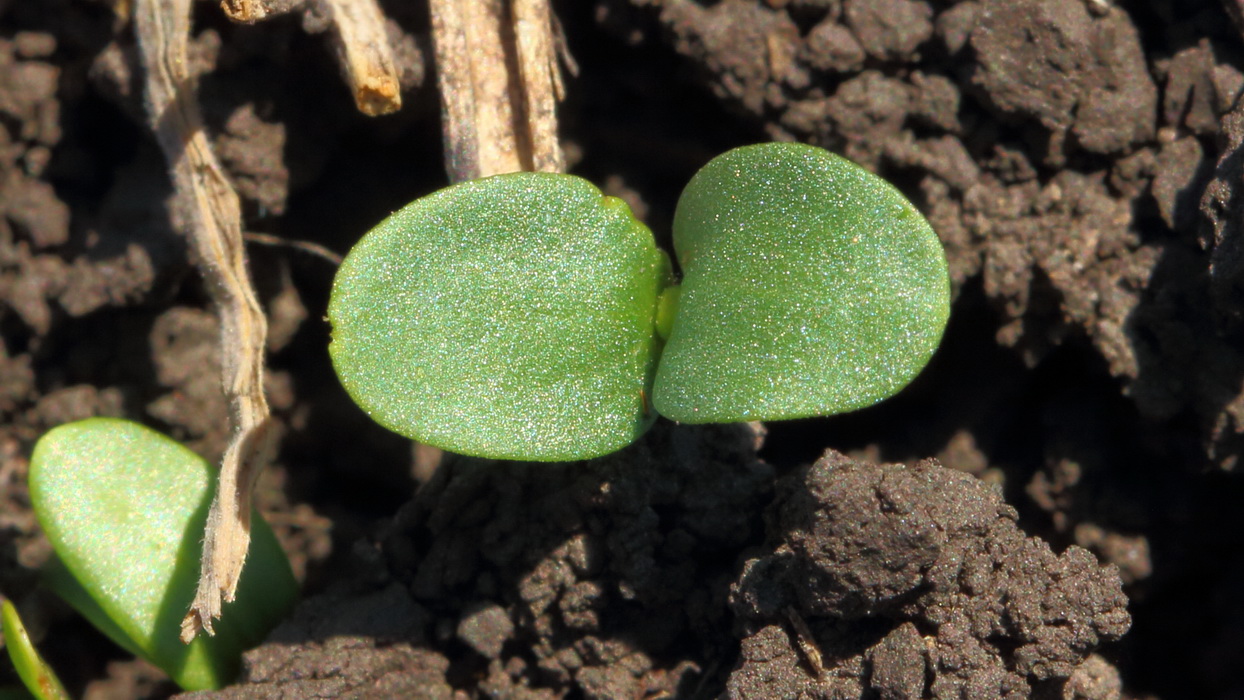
[329,172,671,461]
[653,143,950,422]
[28,419,297,691]
[1,599,69,700]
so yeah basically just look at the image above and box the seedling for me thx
[26,418,297,691]
[1,599,69,700]
[15,142,948,692]
[330,142,950,460]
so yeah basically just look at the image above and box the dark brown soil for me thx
[1,0,1242,698]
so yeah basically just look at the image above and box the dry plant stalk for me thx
[219,0,303,22]
[219,0,401,116]
[512,0,565,173]
[135,0,274,643]
[429,0,566,180]
[784,606,828,679]
[320,0,402,116]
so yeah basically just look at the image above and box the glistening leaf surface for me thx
[329,173,669,461]
[653,143,950,422]
[28,419,297,691]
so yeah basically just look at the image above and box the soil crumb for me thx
[726,450,1130,698]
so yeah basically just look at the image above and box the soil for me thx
[0,0,1242,698]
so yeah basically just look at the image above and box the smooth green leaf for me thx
[329,172,670,461]
[29,419,297,691]
[653,143,950,422]
[1,599,69,700]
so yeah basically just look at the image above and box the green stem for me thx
[655,284,681,341]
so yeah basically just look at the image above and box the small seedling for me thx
[329,142,950,460]
[27,418,297,691]
[15,141,949,693]
[1,599,70,700]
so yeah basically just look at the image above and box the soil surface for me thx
[1,0,1242,698]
